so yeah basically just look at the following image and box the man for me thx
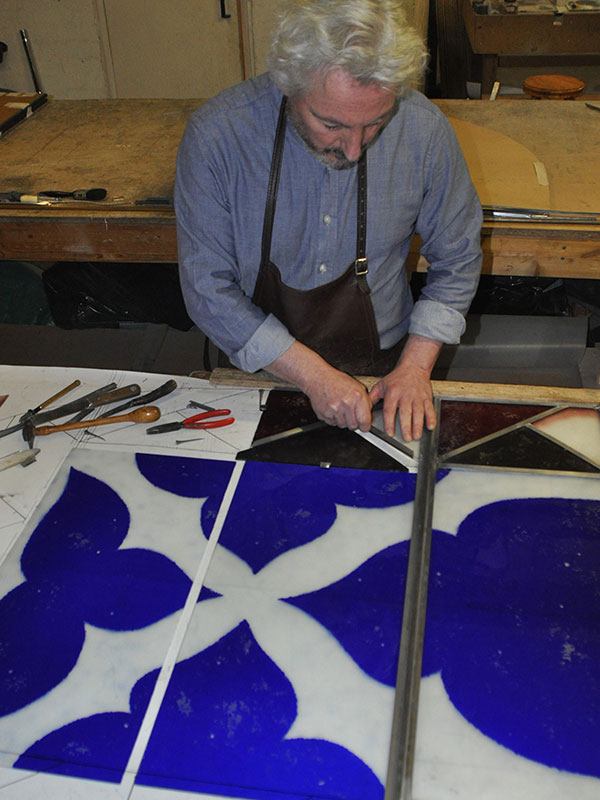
[175,0,482,440]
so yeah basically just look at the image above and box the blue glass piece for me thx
[2,459,203,725]
[15,670,158,782]
[0,581,84,716]
[135,454,234,537]
[198,585,220,601]
[21,468,129,581]
[137,622,383,799]
[66,548,192,630]
[15,712,136,782]
[220,462,417,573]
[286,542,410,686]
[421,529,461,677]
[429,498,600,777]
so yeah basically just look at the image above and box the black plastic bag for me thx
[43,261,193,331]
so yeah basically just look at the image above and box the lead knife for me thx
[96,379,177,418]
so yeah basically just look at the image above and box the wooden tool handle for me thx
[38,379,81,410]
[93,384,141,406]
[34,405,160,436]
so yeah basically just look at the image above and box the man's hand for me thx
[266,341,372,431]
[369,335,442,441]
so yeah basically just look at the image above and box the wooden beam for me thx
[209,367,600,408]
[407,229,600,279]
[0,213,176,262]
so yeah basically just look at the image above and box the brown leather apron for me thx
[252,97,404,377]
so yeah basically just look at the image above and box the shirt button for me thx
[318,263,327,273]
[323,214,332,225]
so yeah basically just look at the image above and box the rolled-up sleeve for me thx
[409,116,482,344]
[175,116,295,372]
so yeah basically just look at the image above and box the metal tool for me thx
[97,379,177,419]
[0,382,138,440]
[241,421,327,451]
[482,205,600,224]
[369,426,414,458]
[44,384,141,426]
[34,406,161,437]
[0,448,40,472]
[18,380,81,423]
[147,408,234,435]
[22,419,35,450]
[10,379,82,449]
[38,188,107,201]
[19,29,43,94]
[69,383,140,423]
[187,401,219,412]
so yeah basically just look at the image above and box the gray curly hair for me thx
[267,0,428,98]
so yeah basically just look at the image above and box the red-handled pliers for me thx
[146,408,234,435]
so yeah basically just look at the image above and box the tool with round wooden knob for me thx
[33,405,161,436]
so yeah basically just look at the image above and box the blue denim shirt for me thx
[175,74,482,373]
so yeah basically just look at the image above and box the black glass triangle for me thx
[237,425,407,471]
[243,390,407,471]
[444,426,599,473]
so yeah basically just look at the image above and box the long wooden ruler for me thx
[209,368,600,408]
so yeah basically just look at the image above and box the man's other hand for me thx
[369,334,442,441]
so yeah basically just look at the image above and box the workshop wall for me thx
[0,0,430,100]
[0,0,111,98]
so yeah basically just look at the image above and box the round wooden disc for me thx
[522,74,585,100]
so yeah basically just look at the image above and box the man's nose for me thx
[341,128,365,162]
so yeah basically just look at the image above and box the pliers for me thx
[146,408,234,435]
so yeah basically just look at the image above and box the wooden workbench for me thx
[0,97,599,277]
[461,0,600,95]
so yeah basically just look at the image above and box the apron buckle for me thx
[354,257,368,276]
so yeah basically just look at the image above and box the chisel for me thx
[96,379,177,418]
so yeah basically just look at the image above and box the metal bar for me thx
[19,29,43,94]
[384,400,441,800]
[482,205,600,224]
[440,461,599,480]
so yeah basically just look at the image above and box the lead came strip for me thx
[384,398,441,800]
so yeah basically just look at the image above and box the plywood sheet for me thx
[448,116,551,208]
[436,99,600,214]
[0,99,202,206]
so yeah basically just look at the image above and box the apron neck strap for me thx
[261,96,288,267]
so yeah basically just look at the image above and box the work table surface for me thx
[1,97,599,276]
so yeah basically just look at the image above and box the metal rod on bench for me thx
[384,398,441,800]
[19,29,43,94]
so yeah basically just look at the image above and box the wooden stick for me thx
[37,379,81,410]
[209,368,600,408]
[34,405,160,436]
